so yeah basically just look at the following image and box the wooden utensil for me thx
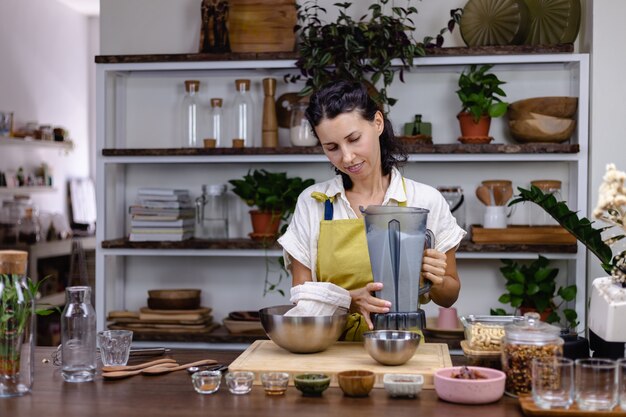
[475,185,492,206]
[141,359,218,376]
[102,358,177,373]
[102,362,179,380]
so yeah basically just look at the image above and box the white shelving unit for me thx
[0,135,74,151]
[96,51,589,340]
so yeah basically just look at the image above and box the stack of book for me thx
[129,187,195,242]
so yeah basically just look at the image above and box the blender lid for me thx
[359,205,429,215]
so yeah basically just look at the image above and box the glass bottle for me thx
[207,98,224,147]
[195,184,228,239]
[16,207,40,244]
[181,80,202,148]
[61,286,96,383]
[232,79,254,147]
[0,250,34,397]
[289,102,317,146]
[411,114,422,135]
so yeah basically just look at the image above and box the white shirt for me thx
[278,167,467,280]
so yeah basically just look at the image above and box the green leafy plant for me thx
[1,275,55,375]
[229,170,315,296]
[491,256,578,330]
[229,169,315,222]
[456,64,508,122]
[510,186,614,274]
[291,0,461,110]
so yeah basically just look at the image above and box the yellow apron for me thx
[313,184,407,342]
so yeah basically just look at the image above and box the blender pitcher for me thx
[360,205,434,331]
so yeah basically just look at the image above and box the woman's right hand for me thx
[349,282,392,330]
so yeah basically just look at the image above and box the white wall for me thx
[588,0,626,282]
[0,0,93,219]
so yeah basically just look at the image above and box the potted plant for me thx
[292,0,461,110]
[491,256,578,328]
[456,64,508,140]
[0,254,55,396]
[229,169,315,238]
[511,163,626,358]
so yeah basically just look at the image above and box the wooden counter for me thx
[0,348,524,417]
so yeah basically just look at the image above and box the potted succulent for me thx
[229,169,315,238]
[292,0,461,110]
[456,64,508,140]
[491,256,578,329]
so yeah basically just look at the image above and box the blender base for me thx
[372,310,426,332]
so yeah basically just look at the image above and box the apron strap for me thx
[324,199,334,221]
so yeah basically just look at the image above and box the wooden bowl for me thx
[337,370,375,397]
[508,97,578,120]
[147,289,201,310]
[508,115,576,143]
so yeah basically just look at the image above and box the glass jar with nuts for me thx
[502,312,563,397]
[461,315,523,352]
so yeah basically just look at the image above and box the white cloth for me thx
[284,282,351,317]
[277,167,467,280]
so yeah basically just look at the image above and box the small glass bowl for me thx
[261,372,289,396]
[191,370,222,394]
[225,371,255,395]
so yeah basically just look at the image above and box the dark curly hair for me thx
[305,80,407,189]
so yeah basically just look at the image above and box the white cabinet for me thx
[96,50,589,341]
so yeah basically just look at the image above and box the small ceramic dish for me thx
[383,373,424,398]
[293,373,330,396]
[337,370,375,397]
[434,366,505,405]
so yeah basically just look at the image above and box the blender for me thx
[361,206,433,332]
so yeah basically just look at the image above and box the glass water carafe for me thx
[61,286,96,383]
[0,250,34,397]
[195,184,228,239]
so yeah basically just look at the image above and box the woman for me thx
[278,81,466,341]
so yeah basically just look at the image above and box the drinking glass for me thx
[225,371,254,395]
[532,357,574,409]
[575,358,618,411]
[618,358,626,411]
[97,330,133,367]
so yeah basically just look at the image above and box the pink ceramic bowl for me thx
[433,366,505,405]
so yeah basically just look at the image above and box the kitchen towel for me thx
[284,281,351,317]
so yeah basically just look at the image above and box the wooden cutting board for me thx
[471,225,577,245]
[228,340,452,389]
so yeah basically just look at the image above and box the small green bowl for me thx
[294,373,331,396]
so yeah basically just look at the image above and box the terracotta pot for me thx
[519,306,552,322]
[457,112,491,138]
[249,210,281,235]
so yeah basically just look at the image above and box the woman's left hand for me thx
[421,248,447,287]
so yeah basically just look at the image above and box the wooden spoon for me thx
[141,359,218,376]
[475,185,492,206]
[102,358,177,373]
[102,362,179,380]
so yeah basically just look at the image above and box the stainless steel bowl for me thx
[363,330,421,365]
[259,305,348,353]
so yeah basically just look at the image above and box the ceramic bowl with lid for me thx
[502,312,564,396]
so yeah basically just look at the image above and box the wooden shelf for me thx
[102,143,579,157]
[0,136,73,150]
[126,325,268,344]
[101,237,576,254]
[94,44,574,64]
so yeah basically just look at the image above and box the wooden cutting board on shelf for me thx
[519,396,626,416]
[228,340,452,389]
[471,225,577,245]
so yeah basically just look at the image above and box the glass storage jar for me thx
[181,80,203,148]
[232,79,254,147]
[195,184,228,239]
[289,102,317,146]
[529,180,562,226]
[502,312,563,396]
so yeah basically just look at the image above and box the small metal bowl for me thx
[363,330,421,366]
[259,305,348,353]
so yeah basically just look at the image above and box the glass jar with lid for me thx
[502,312,563,396]
[195,184,228,239]
[529,180,562,226]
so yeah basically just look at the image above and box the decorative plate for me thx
[523,0,581,45]
[460,0,530,46]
